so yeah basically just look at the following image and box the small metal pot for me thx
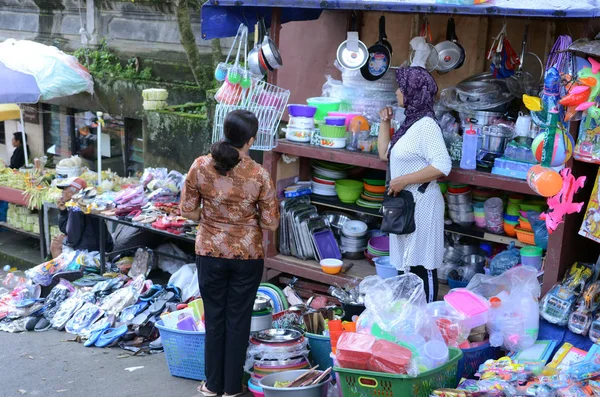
[446,192,472,205]
[481,125,514,154]
[253,296,271,312]
[458,110,504,126]
[463,254,486,272]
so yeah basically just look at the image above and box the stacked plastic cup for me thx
[473,201,486,228]
[484,197,504,234]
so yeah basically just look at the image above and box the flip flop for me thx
[197,383,218,397]
[119,302,149,323]
[140,285,164,302]
[148,292,175,316]
[95,325,128,348]
[84,321,111,347]
[25,315,43,331]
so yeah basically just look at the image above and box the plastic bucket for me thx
[260,369,331,397]
[373,257,397,279]
[520,246,543,270]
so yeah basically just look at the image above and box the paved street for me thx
[0,330,250,397]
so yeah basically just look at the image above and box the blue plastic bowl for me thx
[373,256,397,279]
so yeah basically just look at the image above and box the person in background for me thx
[378,67,452,303]
[50,177,113,258]
[9,132,29,169]
[180,110,279,397]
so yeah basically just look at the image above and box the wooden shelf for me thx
[0,221,40,239]
[273,140,537,196]
[310,194,526,247]
[265,254,376,285]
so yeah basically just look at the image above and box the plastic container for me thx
[260,370,331,397]
[484,197,504,234]
[444,289,490,330]
[319,125,346,138]
[515,227,536,245]
[248,379,265,397]
[526,164,563,197]
[155,320,206,381]
[335,347,463,397]
[460,127,478,170]
[520,246,543,270]
[421,340,449,369]
[373,257,397,279]
[321,259,343,275]
[307,97,342,121]
[306,333,334,370]
[288,104,317,118]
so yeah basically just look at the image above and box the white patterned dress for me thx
[389,117,452,271]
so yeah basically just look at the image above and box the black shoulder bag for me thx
[380,166,429,235]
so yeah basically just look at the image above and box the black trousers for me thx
[399,265,438,303]
[197,255,264,395]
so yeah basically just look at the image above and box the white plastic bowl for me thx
[320,259,343,267]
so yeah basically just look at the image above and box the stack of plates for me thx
[341,221,369,256]
[357,179,386,210]
[257,284,289,314]
[312,161,353,197]
[367,236,390,257]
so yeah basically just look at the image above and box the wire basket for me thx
[212,78,290,151]
[155,320,206,381]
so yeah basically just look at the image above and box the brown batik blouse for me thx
[180,155,279,260]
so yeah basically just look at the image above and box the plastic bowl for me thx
[336,179,364,191]
[503,214,519,222]
[320,137,346,149]
[504,222,517,237]
[320,259,342,275]
[364,183,386,194]
[324,116,346,126]
[363,178,385,186]
[319,124,346,138]
[336,189,362,204]
[288,104,317,118]
[307,97,341,121]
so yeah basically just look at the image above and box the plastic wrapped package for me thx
[357,274,447,374]
[525,211,549,250]
[427,301,471,347]
[100,286,139,316]
[65,302,104,334]
[440,113,461,147]
[51,295,84,330]
[466,267,540,351]
[336,332,376,370]
[489,242,521,276]
[244,337,309,372]
[43,279,76,320]
[24,251,77,286]
[367,339,413,374]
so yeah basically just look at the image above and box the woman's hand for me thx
[379,106,394,123]
[387,176,407,197]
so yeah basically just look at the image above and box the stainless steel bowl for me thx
[253,296,272,312]
[447,192,472,205]
[448,203,472,212]
[323,211,354,232]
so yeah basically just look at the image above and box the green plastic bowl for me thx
[335,179,363,191]
[307,97,342,121]
[320,125,346,138]
[363,178,386,186]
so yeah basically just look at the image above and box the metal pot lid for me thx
[253,328,303,343]
[337,41,368,70]
[455,81,500,97]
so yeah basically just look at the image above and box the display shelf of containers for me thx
[265,99,558,291]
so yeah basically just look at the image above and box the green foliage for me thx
[74,39,155,81]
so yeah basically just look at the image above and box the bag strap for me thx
[386,163,430,193]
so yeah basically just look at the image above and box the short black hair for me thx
[12,132,26,143]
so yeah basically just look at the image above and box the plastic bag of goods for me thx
[427,301,472,347]
[367,339,413,374]
[336,332,376,370]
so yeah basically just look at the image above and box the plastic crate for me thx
[306,333,334,369]
[456,342,502,382]
[335,347,463,397]
[156,320,206,381]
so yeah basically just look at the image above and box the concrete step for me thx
[0,230,42,270]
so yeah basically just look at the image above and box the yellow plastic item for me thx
[0,104,21,122]
[523,95,542,112]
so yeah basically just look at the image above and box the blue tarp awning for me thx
[201,0,600,39]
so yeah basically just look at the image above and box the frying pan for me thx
[361,16,392,81]
[450,18,465,69]
[336,14,368,70]
[435,18,463,74]
[248,23,266,76]
[259,17,283,70]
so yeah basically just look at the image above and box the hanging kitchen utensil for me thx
[435,18,463,74]
[360,16,392,81]
[337,13,368,70]
[215,24,244,81]
[259,17,283,70]
[248,23,266,77]
[226,24,246,85]
[408,18,439,72]
[451,18,465,69]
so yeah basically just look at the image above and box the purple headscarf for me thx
[388,67,438,158]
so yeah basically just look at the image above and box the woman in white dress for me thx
[378,67,452,302]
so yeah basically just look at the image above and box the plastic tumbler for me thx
[484,197,504,234]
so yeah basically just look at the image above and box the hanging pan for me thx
[435,18,463,74]
[248,23,267,76]
[259,17,283,70]
[361,16,392,81]
[337,13,368,70]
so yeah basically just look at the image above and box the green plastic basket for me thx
[335,347,463,397]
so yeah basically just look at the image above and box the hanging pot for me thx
[259,17,283,70]
[248,23,266,76]
[360,16,392,81]
[435,18,463,74]
[336,14,368,70]
[450,18,466,69]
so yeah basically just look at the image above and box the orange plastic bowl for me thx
[504,223,517,237]
[519,218,533,231]
[364,183,386,194]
